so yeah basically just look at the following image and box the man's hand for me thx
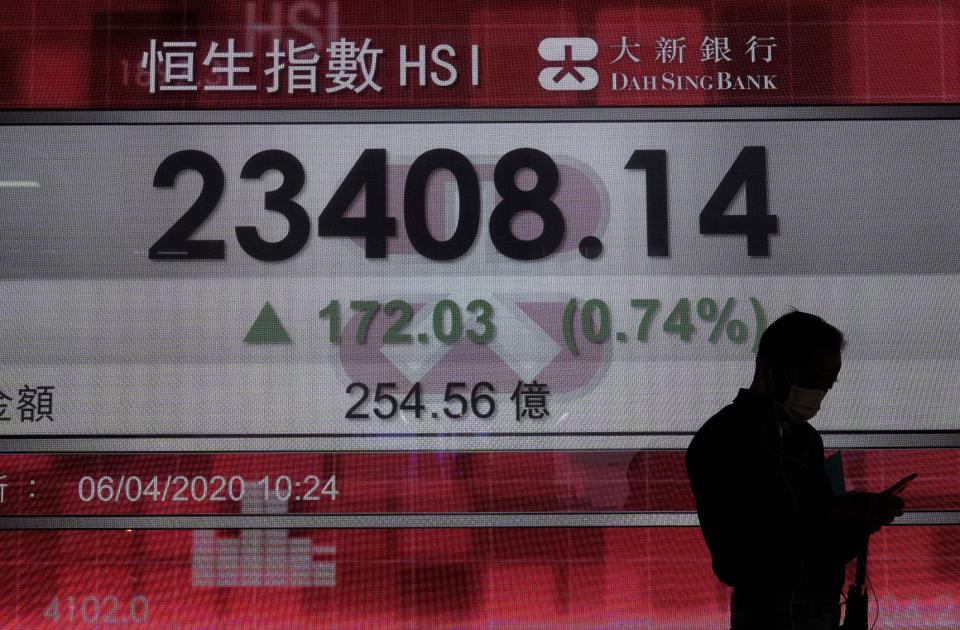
[831,491,905,534]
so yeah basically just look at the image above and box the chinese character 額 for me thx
[16,385,54,422]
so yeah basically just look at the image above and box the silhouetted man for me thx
[686,310,904,629]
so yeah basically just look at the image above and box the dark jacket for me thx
[686,389,859,595]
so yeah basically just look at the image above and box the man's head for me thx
[752,309,845,422]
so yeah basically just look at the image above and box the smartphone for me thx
[882,473,919,495]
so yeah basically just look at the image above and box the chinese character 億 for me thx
[746,36,777,63]
[17,385,53,422]
[140,40,199,93]
[511,380,551,421]
[325,37,384,93]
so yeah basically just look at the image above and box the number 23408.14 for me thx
[149,146,777,262]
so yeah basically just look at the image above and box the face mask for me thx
[780,382,828,423]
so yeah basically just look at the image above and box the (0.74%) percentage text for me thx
[561,297,768,355]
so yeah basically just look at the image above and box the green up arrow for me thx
[244,302,293,345]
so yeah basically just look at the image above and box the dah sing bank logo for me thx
[537,37,599,91]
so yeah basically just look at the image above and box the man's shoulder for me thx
[691,391,757,439]
[687,389,773,460]
[687,396,747,462]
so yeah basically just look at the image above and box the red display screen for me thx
[1,1,959,627]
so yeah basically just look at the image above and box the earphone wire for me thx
[868,574,880,630]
